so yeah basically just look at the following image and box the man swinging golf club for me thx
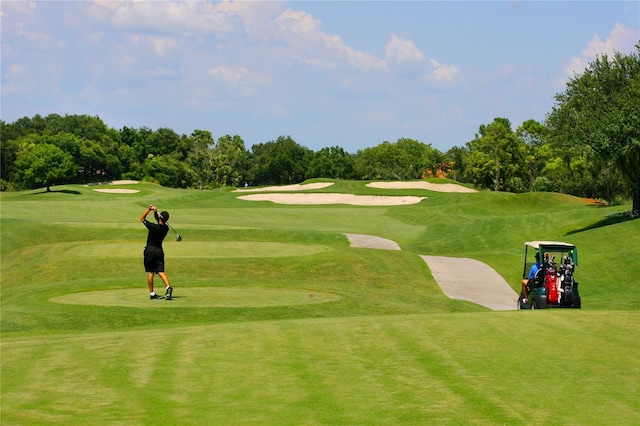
[140,204,173,300]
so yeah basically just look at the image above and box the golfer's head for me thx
[159,211,169,223]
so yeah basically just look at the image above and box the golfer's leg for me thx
[148,272,155,293]
[158,272,170,288]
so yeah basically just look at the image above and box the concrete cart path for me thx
[344,234,401,251]
[421,256,518,311]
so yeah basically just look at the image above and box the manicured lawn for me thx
[1,181,638,424]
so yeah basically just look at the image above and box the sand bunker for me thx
[111,180,139,185]
[87,180,140,193]
[234,180,476,205]
[234,182,334,192]
[367,181,477,193]
[93,188,140,193]
[237,193,426,206]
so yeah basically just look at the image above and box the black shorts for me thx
[144,247,165,273]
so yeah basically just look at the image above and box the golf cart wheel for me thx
[532,295,548,309]
[560,291,571,307]
[573,296,582,309]
[517,291,525,310]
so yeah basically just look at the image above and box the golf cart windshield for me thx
[523,241,578,278]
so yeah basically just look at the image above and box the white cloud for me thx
[563,23,640,79]
[385,33,424,64]
[5,63,27,78]
[0,1,37,16]
[384,33,461,84]
[276,8,322,34]
[207,65,268,95]
[149,36,179,55]
[424,59,461,83]
[208,65,250,83]
[95,0,242,35]
[14,21,55,47]
[91,2,386,72]
[2,64,29,93]
[213,0,285,35]
[93,0,123,12]
[275,9,386,72]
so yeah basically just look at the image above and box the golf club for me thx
[153,207,182,241]
[168,222,182,241]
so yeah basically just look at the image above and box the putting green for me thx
[51,287,342,308]
[67,241,332,258]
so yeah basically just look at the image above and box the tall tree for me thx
[13,141,76,191]
[517,119,549,192]
[465,118,525,191]
[186,130,216,186]
[308,146,355,179]
[249,136,312,185]
[354,138,442,180]
[445,145,469,182]
[212,135,248,187]
[546,43,640,218]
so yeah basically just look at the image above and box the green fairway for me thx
[1,180,639,424]
[66,241,333,259]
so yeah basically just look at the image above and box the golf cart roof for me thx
[525,241,576,251]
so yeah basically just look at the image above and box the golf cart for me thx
[518,241,581,310]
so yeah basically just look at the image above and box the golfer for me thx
[521,252,541,301]
[140,205,173,300]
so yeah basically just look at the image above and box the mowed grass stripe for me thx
[2,311,638,424]
[62,241,332,259]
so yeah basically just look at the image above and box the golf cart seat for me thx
[532,268,545,288]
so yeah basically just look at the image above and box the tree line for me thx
[2,44,638,216]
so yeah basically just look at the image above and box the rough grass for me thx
[1,181,639,424]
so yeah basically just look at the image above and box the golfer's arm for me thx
[140,208,152,223]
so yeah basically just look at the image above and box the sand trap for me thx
[367,181,477,193]
[234,182,334,192]
[237,193,426,206]
[111,180,139,185]
[92,188,140,193]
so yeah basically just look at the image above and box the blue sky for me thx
[1,1,639,153]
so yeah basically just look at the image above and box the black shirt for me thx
[143,220,169,249]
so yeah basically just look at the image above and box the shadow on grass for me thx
[29,189,81,195]
[566,211,637,235]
